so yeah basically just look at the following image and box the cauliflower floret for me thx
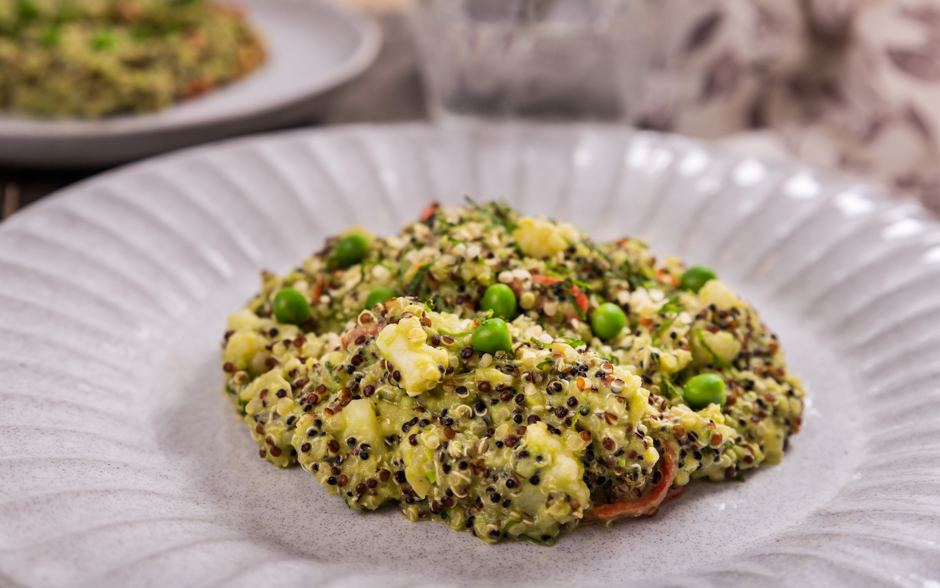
[227,308,260,331]
[513,216,582,259]
[517,422,590,520]
[692,330,742,365]
[375,316,449,396]
[223,331,264,371]
[698,280,739,309]
[338,399,385,457]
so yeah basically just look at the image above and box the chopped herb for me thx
[437,328,470,337]
[622,261,648,291]
[660,377,680,398]
[596,348,619,365]
[694,328,732,369]
[405,258,438,300]
[464,196,518,233]
[652,298,681,341]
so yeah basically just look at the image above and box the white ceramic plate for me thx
[0,0,380,168]
[1,123,938,588]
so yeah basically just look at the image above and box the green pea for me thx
[332,234,370,268]
[590,302,626,340]
[481,284,517,320]
[273,287,311,325]
[364,286,396,311]
[471,318,513,355]
[683,373,726,410]
[680,265,717,293]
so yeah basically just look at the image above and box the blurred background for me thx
[2,0,939,217]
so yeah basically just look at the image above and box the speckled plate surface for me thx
[0,0,380,167]
[1,123,938,588]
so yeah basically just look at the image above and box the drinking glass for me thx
[411,0,626,122]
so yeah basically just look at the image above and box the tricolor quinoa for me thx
[220,201,805,544]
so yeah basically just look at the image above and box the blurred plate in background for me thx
[0,0,381,168]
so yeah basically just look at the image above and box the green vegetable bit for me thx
[680,265,717,293]
[471,318,513,355]
[17,0,38,19]
[590,303,626,341]
[682,373,726,410]
[332,234,370,268]
[91,30,115,51]
[481,284,517,320]
[273,287,312,325]
[364,287,397,311]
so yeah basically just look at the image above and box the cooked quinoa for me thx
[0,0,265,118]
[220,201,805,544]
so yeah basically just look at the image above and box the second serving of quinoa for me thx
[220,201,805,544]
[0,0,265,118]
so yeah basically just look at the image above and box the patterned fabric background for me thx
[625,0,940,212]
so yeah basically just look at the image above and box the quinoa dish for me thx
[220,201,805,545]
[0,0,265,118]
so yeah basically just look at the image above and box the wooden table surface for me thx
[0,14,427,222]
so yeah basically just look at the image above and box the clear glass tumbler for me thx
[411,0,626,122]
